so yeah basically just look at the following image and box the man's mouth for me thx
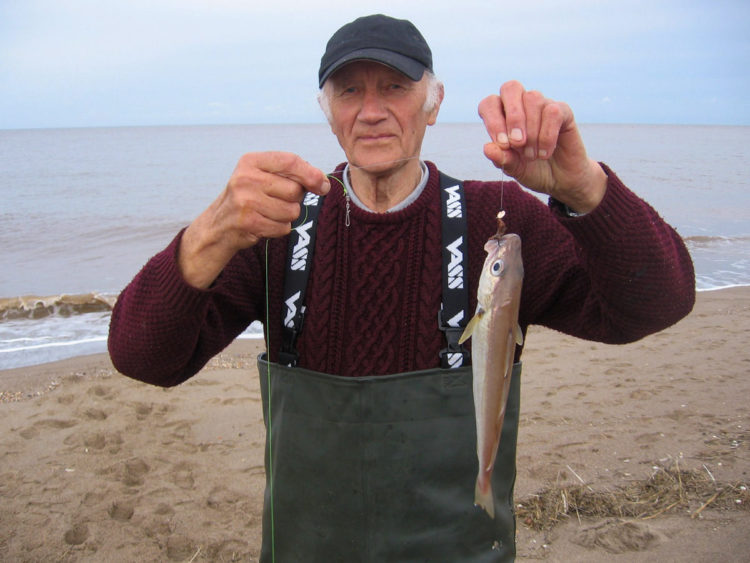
[358,133,395,142]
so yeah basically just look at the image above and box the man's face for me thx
[325,61,441,176]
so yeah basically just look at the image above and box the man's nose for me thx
[358,90,388,122]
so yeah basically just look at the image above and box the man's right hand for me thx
[178,152,330,289]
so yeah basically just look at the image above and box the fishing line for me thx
[330,144,481,174]
[499,150,508,212]
[341,153,425,172]
[265,171,315,563]
[263,239,276,563]
[261,142,506,562]
[327,173,351,226]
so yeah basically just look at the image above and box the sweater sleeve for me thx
[107,230,266,386]
[518,164,696,343]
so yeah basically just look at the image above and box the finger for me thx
[238,207,297,240]
[226,166,304,218]
[537,101,568,160]
[483,142,520,175]
[255,170,310,205]
[249,194,302,226]
[499,80,527,148]
[224,170,302,230]
[230,184,302,242]
[521,90,545,160]
[253,151,331,196]
[478,94,508,147]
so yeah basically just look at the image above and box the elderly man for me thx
[109,14,695,562]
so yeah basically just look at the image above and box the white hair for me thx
[422,71,443,113]
[317,70,443,124]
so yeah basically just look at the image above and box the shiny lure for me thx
[459,211,524,518]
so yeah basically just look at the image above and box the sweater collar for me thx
[342,161,429,214]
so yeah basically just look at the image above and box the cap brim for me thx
[319,48,427,87]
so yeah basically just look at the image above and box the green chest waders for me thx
[258,358,522,562]
[259,173,521,561]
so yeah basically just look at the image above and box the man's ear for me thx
[427,82,444,126]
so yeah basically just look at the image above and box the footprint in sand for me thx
[171,462,196,490]
[132,402,153,420]
[80,407,108,421]
[63,430,124,453]
[155,502,175,517]
[206,485,243,510]
[166,534,196,561]
[18,418,78,439]
[161,421,200,454]
[220,396,254,406]
[141,504,175,539]
[635,431,667,443]
[63,522,89,546]
[38,418,78,429]
[85,433,106,449]
[118,457,150,487]
[571,518,665,554]
[56,393,76,405]
[87,384,116,400]
[129,402,172,421]
[81,490,106,506]
[108,499,135,521]
[208,539,252,561]
[18,427,39,439]
[604,364,633,376]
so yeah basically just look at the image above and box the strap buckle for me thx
[438,310,470,369]
[278,349,299,367]
[279,313,304,367]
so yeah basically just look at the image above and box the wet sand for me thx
[1,287,748,561]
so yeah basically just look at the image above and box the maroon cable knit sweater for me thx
[108,162,695,386]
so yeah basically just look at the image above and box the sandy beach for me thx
[1,287,748,562]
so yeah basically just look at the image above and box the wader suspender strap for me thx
[438,173,470,368]
[278,191,324,367]
[279,172,470,368]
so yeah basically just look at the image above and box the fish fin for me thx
[458,309,484,345]
[475,477,495,519]
[514,323,524,346]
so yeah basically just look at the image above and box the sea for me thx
[1,123,749,370]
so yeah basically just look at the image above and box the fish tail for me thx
[474,476,495,519]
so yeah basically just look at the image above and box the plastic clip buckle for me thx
[438,311,469,369]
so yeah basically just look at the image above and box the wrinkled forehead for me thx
[327,59,418,85]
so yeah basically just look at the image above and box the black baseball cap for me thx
[318,14,433,88]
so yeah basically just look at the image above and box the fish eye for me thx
[490,259,504,277]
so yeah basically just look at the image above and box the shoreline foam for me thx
[2,281,749,371]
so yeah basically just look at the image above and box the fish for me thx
[459,211,524,518]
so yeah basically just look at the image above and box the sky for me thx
[1,0,748,129]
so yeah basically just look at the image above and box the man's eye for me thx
[334,84,357,96]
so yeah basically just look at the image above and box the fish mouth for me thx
[499,234,522,249]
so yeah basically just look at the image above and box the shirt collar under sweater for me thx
[342,161,429,214]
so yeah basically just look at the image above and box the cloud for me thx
[1,0,749,127]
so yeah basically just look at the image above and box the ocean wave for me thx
[0,293,117,320]
[684,234,750,247]
[0,336,108,355]
[0,310,263,370]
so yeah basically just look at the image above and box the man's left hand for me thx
[478,80,607,214]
